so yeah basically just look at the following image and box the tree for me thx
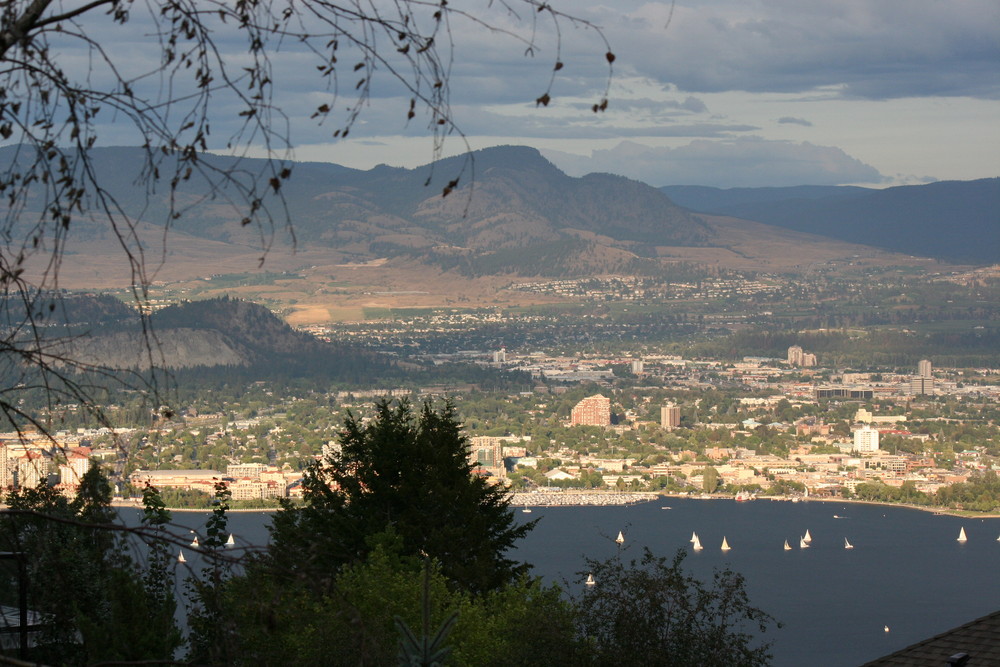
[266,399,534,594]
[0,465,181,664]
[574,547,778,667]
[224,531,579,666]
[1,0,612,444]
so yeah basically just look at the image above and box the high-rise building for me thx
[630,359,644,375]
[493,348,507,364]
[787,345,803,365]
[468,436,506,478]
[788,345,817,367]
[59,447,92,487]
[570,394,611,427]
[918,359,932,377]
[17,451,48,488]
[910,377,935,395]
[660,404,681,430]
[853,425,880,453]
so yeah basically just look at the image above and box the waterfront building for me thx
[58,447,93,488]
[16,451,48,489]
[227,462,268,479]
[469,436,507,479]
[570,394,611,427]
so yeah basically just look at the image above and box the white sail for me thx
[692,534,703,551]
[721,536,731,551]
[800,536,809,549]
[957,527,968,542]
[225,533,236,547]
[844,538,854,550]
[190,536,199,548]
[803,529,812,543]
[690,531,697,543]
[585,573,596,586]
[783,540,791,551]
[177,549,186,563]
[616,531,625,545]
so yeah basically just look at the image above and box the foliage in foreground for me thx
[575,547,779,667]
[0,404,778,665]
[0,467,182,665]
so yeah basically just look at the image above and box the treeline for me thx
[851,471,1000,512]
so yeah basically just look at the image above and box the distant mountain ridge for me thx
[662,179,999,263]
[3,144,994,272]
[1,145,710,277]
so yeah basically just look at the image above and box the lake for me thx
[156,498,1000,666]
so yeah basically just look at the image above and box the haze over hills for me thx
[662,179,1000,264]
[2,145,991,310]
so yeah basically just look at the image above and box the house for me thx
[862,609,1000,666]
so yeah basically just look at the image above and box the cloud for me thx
[542,138,884,187]
[605,1,1000,100]
[777,117,812,127]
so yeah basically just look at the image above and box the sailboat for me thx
[177,549,186,563]
[844,537,854,550]
[585,573,596,586]
[783,540,791,551]
[692,534,703,551]
[803,529,813,543]
[799,536,810,549]
[521,505,532,513]
[616,531,625,545]
[721,536,731,551]
[690,531,698,543]
[190,536,199,548]
[225,533,236,548]
[957,527,968,542]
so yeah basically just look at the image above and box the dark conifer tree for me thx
[267,399,534,593]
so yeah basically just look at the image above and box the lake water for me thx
[154,498,1000,666]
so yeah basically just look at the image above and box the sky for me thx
[71,1,1000,188]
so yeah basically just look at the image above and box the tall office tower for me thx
[918,359,932,377]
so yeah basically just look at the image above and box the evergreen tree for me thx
[267,400,534,594]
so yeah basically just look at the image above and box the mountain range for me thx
[662,179,999,264]
[3,145,996,282]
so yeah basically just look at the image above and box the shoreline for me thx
[507,490,1000,518]
[653,492,1000,519]
[98,493,1000,518]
